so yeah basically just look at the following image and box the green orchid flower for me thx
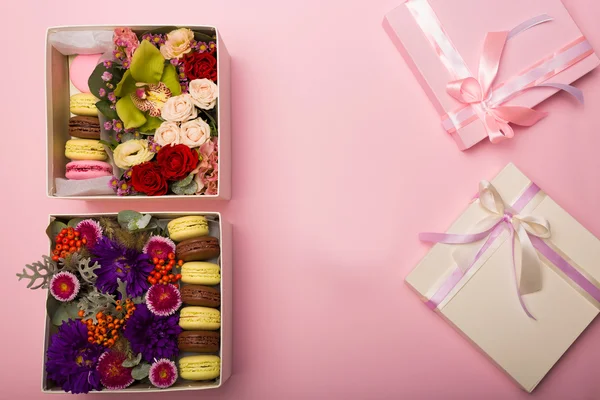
[114,40,182,132]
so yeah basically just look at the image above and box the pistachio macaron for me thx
[179,355,220,381]
[179,306,221,330]
[167,216,209,242]
[70,93,99,116]
[65,139,107,161]
[181,262,221,285]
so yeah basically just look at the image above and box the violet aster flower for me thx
[91,237,153,297]
[109,176,119,193]
[123,303,182,363]
[108,92,116,103]
[76,219,103,248]
[101,71,113,81]
[149,359,178,388]
[97,350,134,390]
[98,88,106,97]
[104,120,113,130]
[46,320,103,394]
[112,119,123,133]
[103,60,113,68]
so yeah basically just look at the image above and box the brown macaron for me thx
[69,116,101,139]
[178,330,220,353]
[176,236,220,262]
[181,285,221,307]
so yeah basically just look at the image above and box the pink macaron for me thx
[70,54,102,93]
[66,160,113,180]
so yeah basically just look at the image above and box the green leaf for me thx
[161,64,182,96]
[67,218,85,228]
[114,70,138,98]
[193,31,216,43]
[116,96,147,129]
[51,302,81,326]
[130,40,165,84]
[96,100,118,120]
[170,173,198,195]
[138,116,163,134]
[46,220,67,243]
[141,26,179,36]
[88,63,109,99]
[99,139,118,151]
[122,353,142,368]
[131,363,151,380]
[118,210,143,229]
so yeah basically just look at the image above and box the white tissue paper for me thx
[55,176,115,196]
[48,30,114,55]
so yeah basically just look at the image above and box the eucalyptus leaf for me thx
[96,100,119,120]
[122,353,142,368]
[118,210,143,229]
[67,218,85,228]
[131,363,151,380]
[170,173,198,195]
[51,302,81,326]
[46,221,67,243]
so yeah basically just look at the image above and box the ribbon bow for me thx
[446,16,583,143]
[420,181,551,319]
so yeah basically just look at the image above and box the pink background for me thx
[2,0,600,398]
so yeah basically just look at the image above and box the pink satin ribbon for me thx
[445,18,583,143]
[419,182,600,319]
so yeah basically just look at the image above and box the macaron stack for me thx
[65,54,112,181]
[168,216,223,381]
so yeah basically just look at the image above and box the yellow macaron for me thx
[168,216,210,242]
[179,306,221,330]
[65,139,107,161]
[70,93,99,116]
[179,355,220,381]
[181,262,221,285]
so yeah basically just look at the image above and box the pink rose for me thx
[154,121,180,147]
[160,28,194,60]
[180,118,211,148]
[161,94,197,122]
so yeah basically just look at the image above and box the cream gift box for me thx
[408,163,600,392]
[384,0,599,150]
[45,25,231,199]
[41,212,232,393]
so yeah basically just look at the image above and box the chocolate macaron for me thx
[69,116,101,139]
[181,285,221,307]
[176,236,220,261]
[178,331,220,353]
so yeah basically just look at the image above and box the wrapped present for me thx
[384,0,599,150]
[409,163,600,392]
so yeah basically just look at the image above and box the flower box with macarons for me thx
[46,25,231,199]
[16,211,231,393]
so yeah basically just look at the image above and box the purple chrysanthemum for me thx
[149,359,178,389]
[143,236,176,261]
[91,237,154,297]
[123,303,182,363]
[97,350,134,390]
[49,271,80,302]
[46,320,104,394]
[146,284,181,316]
[76,219,103,248]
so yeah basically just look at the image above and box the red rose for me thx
[131,162,168,196]
[183,52,217,82]
[157,144,199,181]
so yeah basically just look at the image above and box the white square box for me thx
[42,211,232,393]
[45,25,231,200]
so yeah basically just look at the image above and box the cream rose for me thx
[160,28,194,59]
[161,94,198,122]
[154,121,180,147]
[189,79,219,110]
[113,139,154,169]
[180,118,211,148]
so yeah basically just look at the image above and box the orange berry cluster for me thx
[78,299,136,348]
[148,253,183,286]
[52,227,87,262]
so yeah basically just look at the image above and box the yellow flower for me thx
[113,140,154,169]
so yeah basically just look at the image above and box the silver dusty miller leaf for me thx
[77,287,117,323]
[16,255,59,290]
[60,253,100,285]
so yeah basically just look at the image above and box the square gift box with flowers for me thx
[46,26,231,199]
[17,211,232,393]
